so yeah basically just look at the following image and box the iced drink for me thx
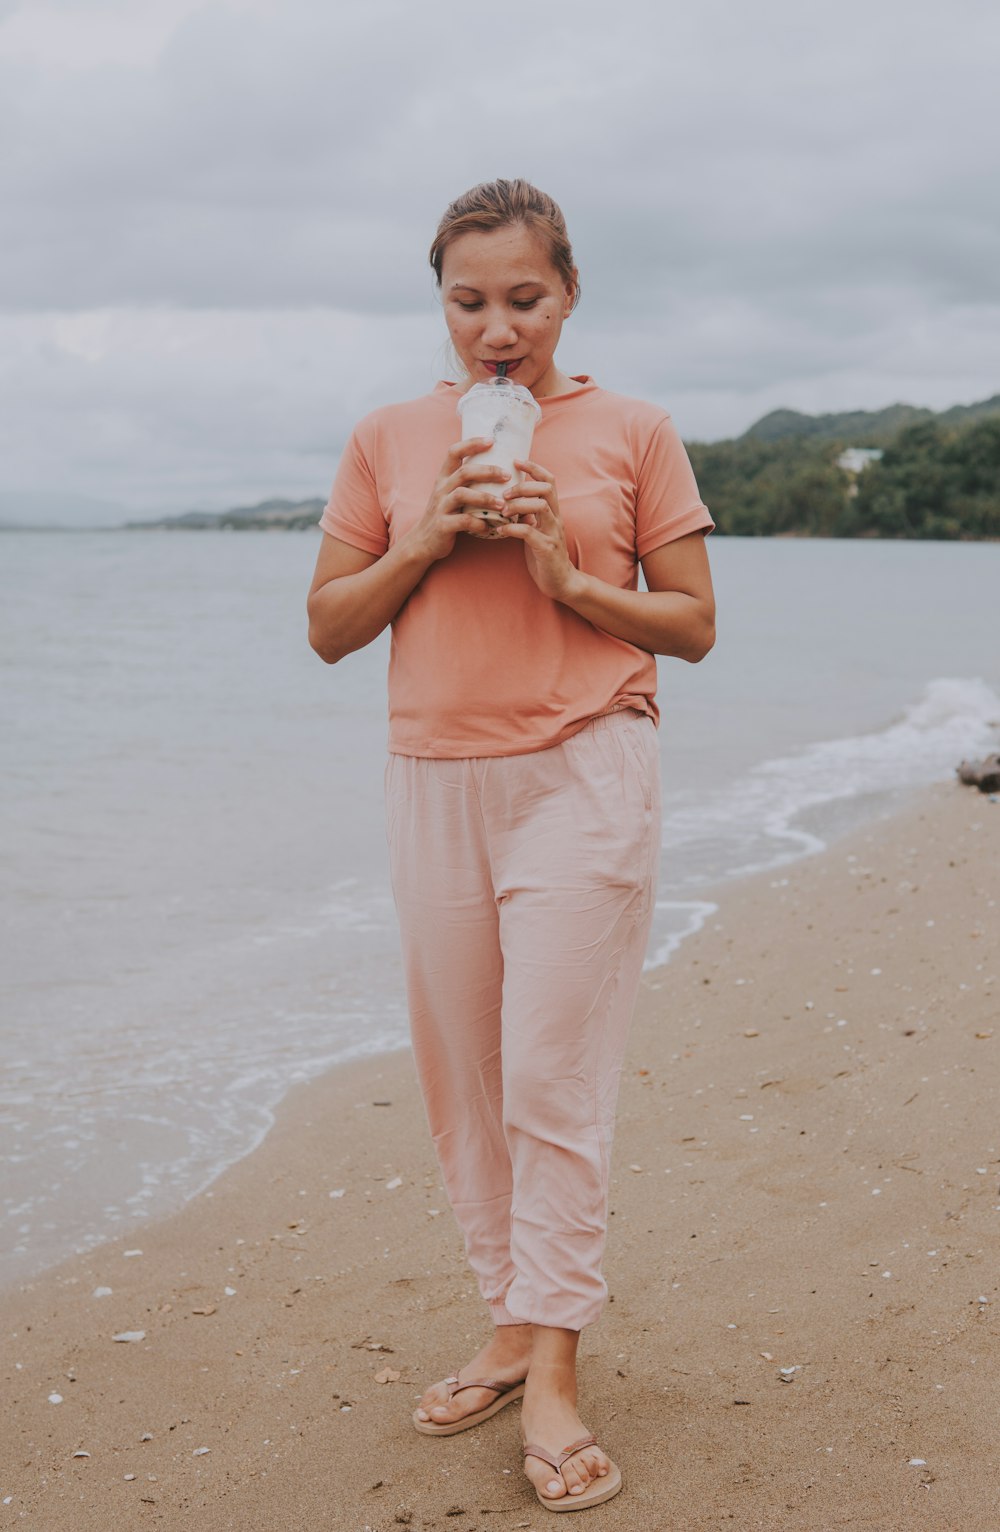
[456,377,542,524]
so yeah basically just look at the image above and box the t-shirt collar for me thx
[434,376,597,406]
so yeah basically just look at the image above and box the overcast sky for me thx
[2,0,998,522]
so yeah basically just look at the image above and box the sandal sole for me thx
[534,1461,622,1512]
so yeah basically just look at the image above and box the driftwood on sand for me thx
[957,753,1000,793]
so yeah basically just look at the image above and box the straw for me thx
[496,362,508,378]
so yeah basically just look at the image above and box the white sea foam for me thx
[661,677,999,882]
[645,900,719,971]
[642,677,999,972]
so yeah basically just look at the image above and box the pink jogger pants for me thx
[385,710,660,1331]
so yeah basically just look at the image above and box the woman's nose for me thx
[481,310,518,347]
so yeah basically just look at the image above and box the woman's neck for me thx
[530,366,585,400]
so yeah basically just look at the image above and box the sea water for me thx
[2,530,998,1285]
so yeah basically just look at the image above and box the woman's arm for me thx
[307,534,430,664]
[563,533,715,662]
[307,436,507,664]
[495,461,716,662]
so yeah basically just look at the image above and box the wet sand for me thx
[4,781,998,1531]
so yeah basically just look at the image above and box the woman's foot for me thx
[520,1361,612,1503]
[415,1324,532,1427]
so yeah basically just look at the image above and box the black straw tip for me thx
[496,362,508,378]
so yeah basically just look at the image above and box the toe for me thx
[562,1456,591,1496]
[429,1392,464,1421]
[560,1458,584,1495]
[419,1381,499,1425]
[525,1456,567,1500]
[417,1382,450,1421]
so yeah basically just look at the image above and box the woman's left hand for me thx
[493,460,583,603]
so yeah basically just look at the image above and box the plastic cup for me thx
[456,378,542,524]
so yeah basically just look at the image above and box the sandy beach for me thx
[4,780,998,1531]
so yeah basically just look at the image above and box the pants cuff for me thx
[489,1297,528,1326]
[502,1278,604,1331]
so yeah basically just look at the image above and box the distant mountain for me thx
[128,496,325,532]
[741,393,1000,447]
[935,394,1000,429]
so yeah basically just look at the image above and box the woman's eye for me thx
[453,298,540,313]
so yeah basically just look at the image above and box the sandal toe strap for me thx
[523,1435,598,1471]
[556,1435,598,1467]
[447,1374,521,1398]
[522,1442,562,1472]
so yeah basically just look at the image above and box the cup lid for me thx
[457,378,541,419]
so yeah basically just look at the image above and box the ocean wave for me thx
[660,675,1000,883]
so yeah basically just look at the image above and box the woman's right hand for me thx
[307,438,509,664]
[408,438,510,562]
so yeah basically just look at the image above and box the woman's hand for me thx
[494,460,715,661]
[307,438,514,664]
[409,438,511,562]
[492,459,583,601]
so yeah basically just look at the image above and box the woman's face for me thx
[440,223,577,399]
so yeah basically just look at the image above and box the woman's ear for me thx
[564,268,580,316]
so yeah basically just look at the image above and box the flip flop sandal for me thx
[522,1435,622,1512]
[412,1372,527,1436]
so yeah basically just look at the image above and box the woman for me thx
[307,179,715,1512]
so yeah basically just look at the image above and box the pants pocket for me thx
[619,717,656,814]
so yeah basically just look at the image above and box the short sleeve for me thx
[634,416,714,558]
[318,418,389,557]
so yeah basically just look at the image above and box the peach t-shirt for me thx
[319,377,714,758]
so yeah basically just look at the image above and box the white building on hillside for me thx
[837,447,884,475]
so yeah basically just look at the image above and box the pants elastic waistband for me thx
[577,706,650,736]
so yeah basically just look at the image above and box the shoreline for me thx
[5,779,999,1530]
[2,777,939,1296]
[7,527,1000,1303]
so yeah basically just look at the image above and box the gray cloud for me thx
[1,0,998,513]
[6,0,999,313]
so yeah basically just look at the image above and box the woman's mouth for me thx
[483,359,521,376]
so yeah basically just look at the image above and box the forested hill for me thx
[741,394,1000,447]
[687,393,1000,539]
[125,394,1000,541]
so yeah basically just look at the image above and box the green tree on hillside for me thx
[688,413,1000,540]
[849,418,1000,539]
[687,438,848,537]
